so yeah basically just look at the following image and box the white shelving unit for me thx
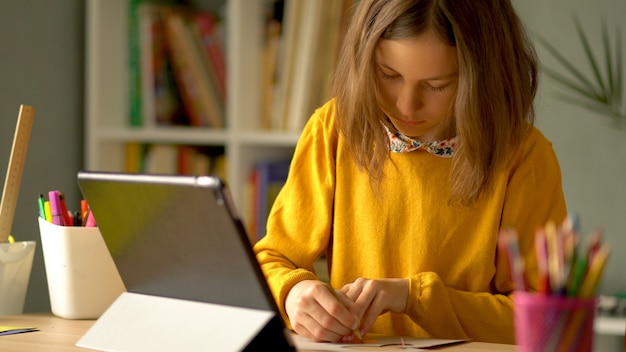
[85,0,300,210]
[595,316,626,336]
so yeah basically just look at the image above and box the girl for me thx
[254,0,566,344]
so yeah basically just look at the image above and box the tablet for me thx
[77,171,277,311]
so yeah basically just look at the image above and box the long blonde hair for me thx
[332,0,538,205]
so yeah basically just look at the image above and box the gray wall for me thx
[514,0,626,298]
[0,0,84,313]
[514,1,626,349]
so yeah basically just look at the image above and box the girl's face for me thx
[374,32,458,141]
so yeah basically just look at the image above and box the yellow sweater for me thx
[254,99,567,344]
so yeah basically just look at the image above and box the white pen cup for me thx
[38,217,125,319]
[0,240,36,315]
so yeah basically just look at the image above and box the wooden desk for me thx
[0,313,516,351]
[0,313,93,352]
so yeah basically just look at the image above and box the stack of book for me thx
[261,0,356,132]
[129,1,226,128]
[244,159,291,242]
[125,143,226,179]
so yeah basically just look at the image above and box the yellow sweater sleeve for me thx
[254,99,567,343]
[254,102,339,327]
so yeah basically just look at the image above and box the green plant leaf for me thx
[553,93,625,120]
[542,66,605,102]
[614,27,624,109]
[536,14,626,126]
[536,35,603,98]
[573,16,609,99]
[602,18,615,104]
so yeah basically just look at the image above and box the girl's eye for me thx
[380,72,398,80]
[377,67,399,81]
[425,82,450,92]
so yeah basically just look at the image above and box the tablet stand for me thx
[77,292,296,352]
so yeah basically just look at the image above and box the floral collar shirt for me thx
[383,124,458,158]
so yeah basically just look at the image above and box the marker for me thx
[58,192,73,226]
[48,190,63,226]
[44,201,52,223]
[73,211,82,226]
[81,200,89,226]
[80,199,89,224]
[37,194,46,219]
[85,210,97,227]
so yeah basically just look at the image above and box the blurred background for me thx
[0,0,624,350]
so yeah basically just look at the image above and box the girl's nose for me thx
[396,86,423,116]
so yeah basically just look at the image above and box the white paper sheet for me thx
[291,333,468,351]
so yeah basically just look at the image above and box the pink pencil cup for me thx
[514,291,596,352]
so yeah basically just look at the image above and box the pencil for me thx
[545,221,564,294]
[324,283,363,341]
[499,228,526,291]
[534,229,550,295]
[578,243,611,298]
[557,243,611,351]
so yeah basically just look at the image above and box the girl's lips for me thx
[395,117,425,126]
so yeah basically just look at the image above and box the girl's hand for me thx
[341,278,409,336]
[285,280,361,342]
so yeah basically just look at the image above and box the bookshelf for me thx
[84,0,300,213]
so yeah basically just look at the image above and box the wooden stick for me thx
[0,105,35,243]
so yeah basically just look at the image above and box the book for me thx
[176,145,195,174]
[260,2,283,130]
[177,145,212,175]
[283,0,325,132]
[211,153,227,180]
[161,9,205,127]
[138,3,158,127]
[143,144,179,174]
[252,159,291,241]
[244,168,259,241]
[138,3,186,127]
[192,151,212,175]
[193,11,226,102]
[128,0,143,127]
[163,9,223,128]
[124,143,145,173]
[303,0,344,128]
[269,0,351,132]
[186,12,226,125]
[270,0,304,131]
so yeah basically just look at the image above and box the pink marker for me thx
[48,190,63,226]
[85,210,97,227]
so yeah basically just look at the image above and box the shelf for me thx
[595,316,626,336]
[235,131,301,147]
[84,0,352,233]
[95,127,230,145]
[84,0,301,211]
[94,128,301,152]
